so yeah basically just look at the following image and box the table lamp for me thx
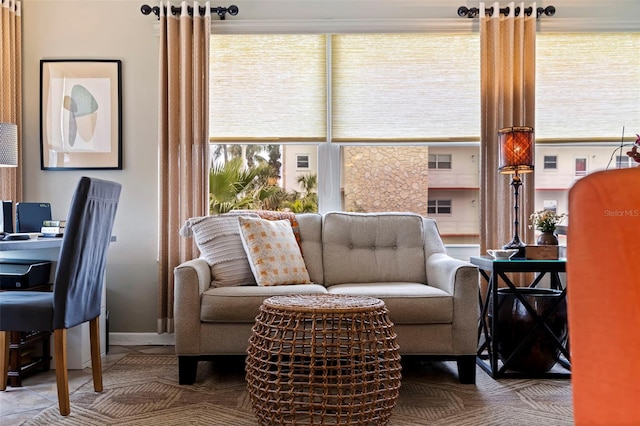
[0,122,18,167]
[498,126,534,255]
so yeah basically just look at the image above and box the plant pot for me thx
[536,231,558,245]
[491,288,567,373]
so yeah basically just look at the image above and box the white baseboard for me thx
[109,332,175,346]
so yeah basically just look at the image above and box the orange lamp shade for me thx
[498,126,534,174]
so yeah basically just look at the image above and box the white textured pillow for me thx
[238,216,312,287]
[180,214,258,287]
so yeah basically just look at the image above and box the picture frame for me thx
[40,59,122,170]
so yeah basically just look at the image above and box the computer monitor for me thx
[15,202,52,233]
[0,201,12,233]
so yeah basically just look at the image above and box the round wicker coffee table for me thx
[246,294,402,426]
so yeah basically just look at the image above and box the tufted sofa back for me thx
[321,212,427,286]
[296,213,324,285]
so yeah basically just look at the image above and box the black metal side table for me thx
[470,256,571,379]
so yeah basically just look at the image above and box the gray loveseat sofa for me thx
[174,211,479,384]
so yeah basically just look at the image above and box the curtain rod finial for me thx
[537,5,556,17]
[457,5,556,19]
[457,6,480,18]
[140,4,238,20]
[140,4,160,19]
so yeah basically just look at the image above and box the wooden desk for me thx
[470,256,570,379]
[0,237,108,372]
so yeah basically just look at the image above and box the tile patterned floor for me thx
[0,345,175,426]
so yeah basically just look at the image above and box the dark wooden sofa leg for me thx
[456,355,476,384]
[178,356,198,385]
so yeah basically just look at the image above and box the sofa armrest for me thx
[174,258,211,354]
[426,253,479,353]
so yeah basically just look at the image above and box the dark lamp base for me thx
[502,240,526,259]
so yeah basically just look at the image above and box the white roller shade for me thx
[332,33,480,142]
[536,33,640,141]
[209,34,326,142]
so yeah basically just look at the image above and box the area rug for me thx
[25,354,573,425]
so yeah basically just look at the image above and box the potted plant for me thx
[625,134,640,165]
[529,210,567,245]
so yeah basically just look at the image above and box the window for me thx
[428,199,451,215]
[331,34,479,141]
[543,156,557,170]
[210,33,479,240]
[616,155,634,168]
[209,31,639,244]
[428,154,452,170]
[535,33,640,215]
[209,35,326,141]
[209,144,319,212]
[333,34,478,227]
[575,158,587,177]
[296,154,310,169]
[536,34,639,141]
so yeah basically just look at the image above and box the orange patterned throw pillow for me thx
[238,216,312,287]
[233,210,302,253]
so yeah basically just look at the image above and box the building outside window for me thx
[296,154,310,169]
[574,158,587,177]
[543,200,558,212]
[543,155,557,170]
[428,154,452,169]
[428,199,452,215]
[616,155,634,168]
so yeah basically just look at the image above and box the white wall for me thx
[22,0,160,333]
[19,0,639,335]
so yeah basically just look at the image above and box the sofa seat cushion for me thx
[201,284,328,323]
[327,283,452,324]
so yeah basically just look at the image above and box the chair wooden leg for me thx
[0,331,9,391]
[54,329,70,416]
[89,317,103,392]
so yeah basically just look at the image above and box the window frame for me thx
[429,154,453,170]
[615,155,634,168]
[208,20,639,219]
[543,155,557,170]
[574,157,588,177]
[427,199,452,215]
[296,154,310,170]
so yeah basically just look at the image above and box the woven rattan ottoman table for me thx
[246,294,402,426]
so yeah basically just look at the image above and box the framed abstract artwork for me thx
[40,59,122,170]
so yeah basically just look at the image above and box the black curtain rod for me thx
[457,5,556,18]
[140,4,238,20]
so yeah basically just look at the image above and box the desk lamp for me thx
[498,126,534,256]
[0,123,18,167]
[0,123,18,235]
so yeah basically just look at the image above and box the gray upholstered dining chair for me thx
[0,177,121,416]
